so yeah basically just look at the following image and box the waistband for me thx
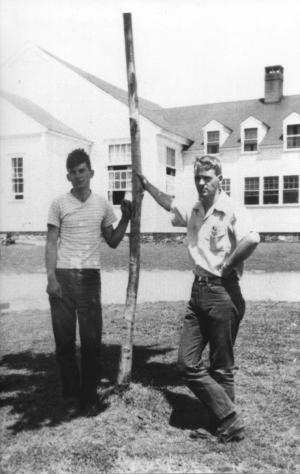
[56,268,100,274]
[194,274,238,285]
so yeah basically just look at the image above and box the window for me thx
[108,166,132,205]
[166,147,176,195]
[206,131,220,154]
[283,175,299,203]
[286,124,300,149]
[11,157,24,200]
[108,143,131,164]
[244,177,259,205]
[221,178,231,196]
[263,176,279,204]
[243,128,258,152]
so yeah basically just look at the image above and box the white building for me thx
[1,45,299,235]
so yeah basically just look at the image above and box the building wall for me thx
[2,45,189,233]
[182,145,300,233]
[2,46,299,234]
[0,130,91,232]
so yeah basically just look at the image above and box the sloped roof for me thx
[162,95,300,150]
[15,47,300,150]
[39,47,190,141]
[0,89,90,141]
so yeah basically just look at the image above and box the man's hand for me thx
[136,173,148,190]
[120,199,132,220]
[221,261,235,278]
[46,277,62,298]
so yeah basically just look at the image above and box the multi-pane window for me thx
[108,143,131,164]
[166,147,176,195]
[244,177,259,205]
[11,157,24,200]
[243,128,258,152]
[283,175,299,203]
[263,176,279,204]
[221,178,231,196]
[108,143,132,205]
[108,166,132,205]
[206,131,220,154]
[286,124,300,149]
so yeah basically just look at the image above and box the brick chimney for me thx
[264,65,284,103]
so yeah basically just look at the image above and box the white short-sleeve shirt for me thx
[171,191,259,277]
[47,191,117,269]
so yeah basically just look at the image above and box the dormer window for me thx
[286,124,300,149]
[206,131,220,154]
[244,128,258,152]
[240,117,268,154]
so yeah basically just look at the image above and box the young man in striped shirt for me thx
[46,148,131,414]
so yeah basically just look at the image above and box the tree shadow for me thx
[0,342,179,434]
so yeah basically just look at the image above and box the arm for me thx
[138,174,173,211]
[45,224,62,297]
[221,232,260,277]
[102,200,131,249]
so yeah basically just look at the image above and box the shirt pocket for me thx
[209,224,228,253]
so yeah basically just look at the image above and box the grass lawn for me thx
[0,301,299,473]
[1,241,300,273]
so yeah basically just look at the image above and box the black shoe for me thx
[189,428,215,441]
[216,413,245,443]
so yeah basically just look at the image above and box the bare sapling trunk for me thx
[117,12,143,386]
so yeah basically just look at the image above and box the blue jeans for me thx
[177,276,245,421]
[49,269,102,403]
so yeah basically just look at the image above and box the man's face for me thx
[67,162,94,190]
[194,167,222,201]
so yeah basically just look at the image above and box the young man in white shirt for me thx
[138,155,260,442]
[46,148,131,414]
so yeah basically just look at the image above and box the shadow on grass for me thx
[1,342,179,433]
[164,389,213,432]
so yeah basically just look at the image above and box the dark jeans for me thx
[177,276,245,421]
[49,269,102,403]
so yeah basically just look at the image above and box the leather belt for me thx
[194,274,237,285]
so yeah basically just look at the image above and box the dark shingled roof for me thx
[37,49,300,149]
[0,89,90,141]
[162,95,300,150]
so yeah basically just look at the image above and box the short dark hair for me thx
[66,149,91,171]
[194,155,222,176]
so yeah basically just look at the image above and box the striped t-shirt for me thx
[47,191,117,269]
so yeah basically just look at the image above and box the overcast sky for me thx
[1,0,300,107]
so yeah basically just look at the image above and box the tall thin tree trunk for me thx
[117,13,143,386]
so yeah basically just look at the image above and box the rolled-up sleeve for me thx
[170,198,188,227]
[232,205,260,243]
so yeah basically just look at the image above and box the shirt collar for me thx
[213,190,231,214]
[193,191,231,216]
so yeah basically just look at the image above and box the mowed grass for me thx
[1,241,300,273]
[0,301,299,473]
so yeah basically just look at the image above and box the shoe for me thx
[216,413,245,443]
[190,428,215,440]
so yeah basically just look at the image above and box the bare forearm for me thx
[226,234,260,269]
[143,180,173,211]
[45,243,57,280]
[107,216,130,248]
